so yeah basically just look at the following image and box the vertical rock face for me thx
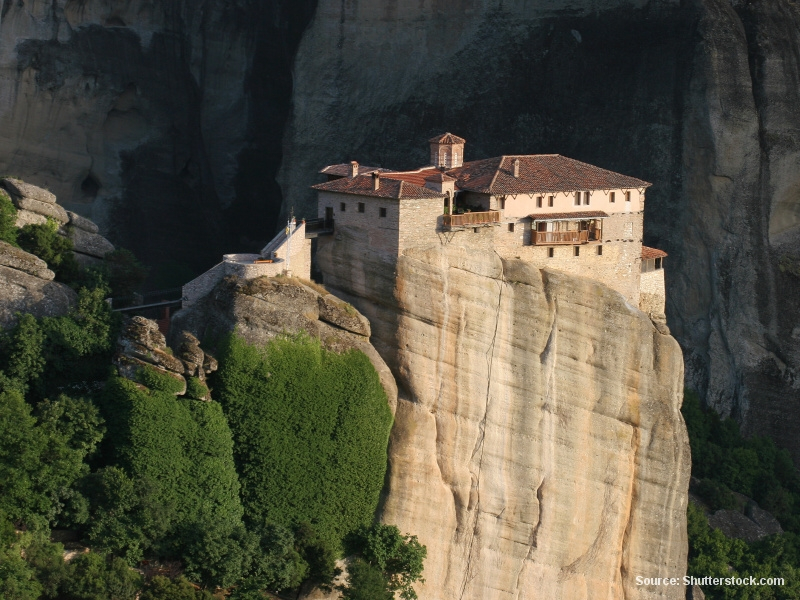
[284,0,800,462]
[317,240,690,599]
[0,0,316,282]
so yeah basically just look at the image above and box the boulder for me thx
[14,209,47,228]
[171,330,218,379]
[68,227,114,258]
[114,354,187,396]
[317,293,371,336]
[0,264,76,328]
[66,211,99,234]
[1,178,56,204]
[0,241,55,280]
[15,197,69,224]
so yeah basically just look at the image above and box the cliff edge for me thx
[318,240,690,599]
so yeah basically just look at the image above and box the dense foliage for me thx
[683,392,800,598]
[17,220,80,285]
[0,189,18,245]
[344,524,427,600]
[213,333,393,552]
[96,374,243,565]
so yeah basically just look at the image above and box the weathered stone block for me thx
[66,210,100,234]
[14,209,48,228]
[317,293,370,336]
[1,178,57,204]
[69,227,114,258]
[15,197,69,224]
[0,241,55,280]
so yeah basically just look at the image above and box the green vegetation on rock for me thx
[0,189,18,246]
[683,392,800,598]
[213,332,393,553]
[17,220,80,285]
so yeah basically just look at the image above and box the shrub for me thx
[140,576,215,600]
[696,479,737,511]
[17,220,80,284]
[94,376,243,563]
[180,523,257,589]
[60,552,142,600]
[0,189,18,246]
[185,376,209,400]
[349,524,426,600]
[340,559,392,600]
[213,333,393,552]
[135,365,185,395]
[100,249,148,298]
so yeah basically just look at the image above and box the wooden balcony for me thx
[443,210,501,228]
[533,230,590,245]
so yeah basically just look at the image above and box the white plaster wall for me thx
[499,188,644,219]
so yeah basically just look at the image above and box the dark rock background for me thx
[0,0,798,460]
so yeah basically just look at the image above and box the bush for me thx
[60,552,142,600]
[140,576,214,600]
[213,333,393,551]
[180,523,257,589]
[696,479,737,512]
[340,559,392,600]
[93,376,243,563]
[135,365,186,395]
[17,220,80,284]
[185,377,209,400]
[0,189,18,246]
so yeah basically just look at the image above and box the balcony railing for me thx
[443,210,501,228]
[533,230,590,245]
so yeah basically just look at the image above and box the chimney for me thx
[512,158,520,178]
[372,171,380,190]
[350,161,359,178]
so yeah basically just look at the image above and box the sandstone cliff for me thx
[281,0,800,464]
[317,239,690,599]
[0,0,315,281]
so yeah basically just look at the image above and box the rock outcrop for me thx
[169,275,397,412]
[0,240,76,328]
[316,240,689,599]
[0,178,116,265]
[113,315,220,398]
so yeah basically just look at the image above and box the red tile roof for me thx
[381,168,442,187]
[641,246,668,259]
[447,155,651,195]
[318,164,389,177]
[528,211,610,221]
[429,133,466,144]
[311,174,445,199]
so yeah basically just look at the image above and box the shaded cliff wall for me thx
[316,237,690,600]
[282,0,800,461]
[0,0,315,284]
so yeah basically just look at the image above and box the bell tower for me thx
[429,133,466,169]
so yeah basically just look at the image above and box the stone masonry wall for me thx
[639,268,666,318]
[318,190,401,254]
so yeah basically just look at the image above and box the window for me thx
[625,191,631,203]
[583,191,590,205]
[574,246,580,257]
[536,196,543,208]
[548,247,554,258]
[379,207,387,218]
[340,202,346,212]
[500,198,506,210]
[358,202,365,213]
[597,245,603,256]
[473,227,479,233]
[574,192,581,206]
[655,257,662,269]
[610,191,616,203]
[548,195,554,207]
[508,223,515,233]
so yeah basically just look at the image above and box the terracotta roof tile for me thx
[381,168,442,187]
[447,155,651,194]
[429,132,466,144]
[318,164,389,177]
[311,174,445,199]
[528,211,610,220]
[641,246,668,259]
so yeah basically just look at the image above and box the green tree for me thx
[340,559,393,600]
[247,522,308,592]
[213,333,393,552]
[180,522,258,589]
[99,249,148,298]
[0,313,45,394]
[357,524,426,600]
[61,552,142,600]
